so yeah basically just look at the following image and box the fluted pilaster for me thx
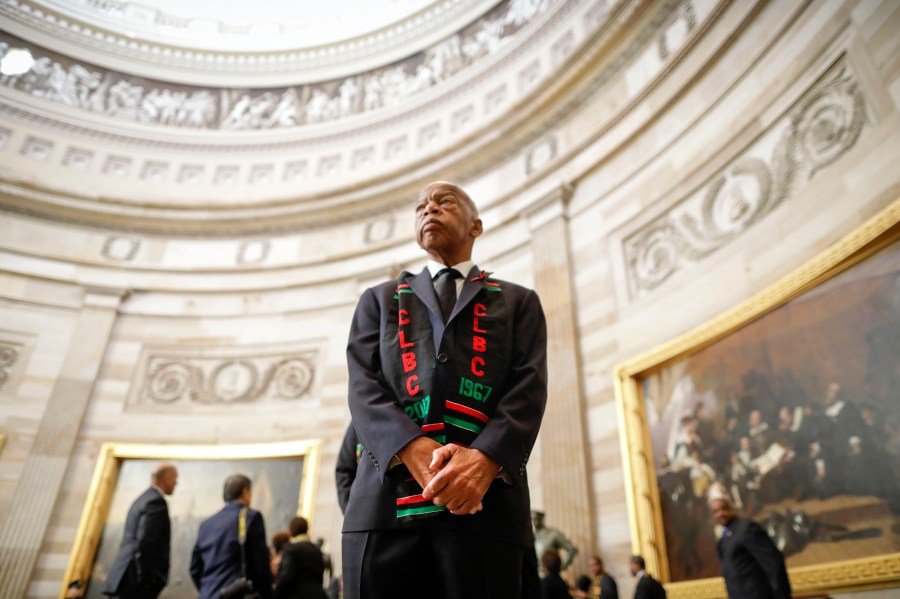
[0,287,125,599]
[526,186,594,576]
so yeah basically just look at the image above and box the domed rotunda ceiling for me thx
[0,0,676,235]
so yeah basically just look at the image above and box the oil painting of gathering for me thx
[639,233,900,589]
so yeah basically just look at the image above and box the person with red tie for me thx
[342,181,548,599]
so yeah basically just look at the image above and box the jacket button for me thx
[437,353,448,363]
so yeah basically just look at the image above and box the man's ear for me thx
[470,218,483,238]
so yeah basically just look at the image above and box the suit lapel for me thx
[407,268,445,348]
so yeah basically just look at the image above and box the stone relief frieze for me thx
[135,350,317,407]
[0,0,557,131]
[623,59,867,298]
[0,341,21,391]
[2,0,492,79]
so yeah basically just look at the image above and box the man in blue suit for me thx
[190,474,273,599]
[103,463,178,599]
[342,181,548,599]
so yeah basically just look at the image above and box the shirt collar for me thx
[426,259,474,279]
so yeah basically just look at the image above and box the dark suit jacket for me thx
[274,539,328,599]
[335,423,359,515]
[103,486,170,598]
[633,574,666,599]
[343,265,547,547]
[540,572,571,599]
[190,502,273,599]
[716,517,791,599]
[599,573,618,599]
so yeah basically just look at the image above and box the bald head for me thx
[152,463,178,496]
[414,181,483,266]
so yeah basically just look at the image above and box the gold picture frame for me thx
[615,198,900,598]
[61,439,320,599]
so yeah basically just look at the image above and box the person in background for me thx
[190,474,272,599]
[532,510,579,573]
[540,549,572,599]
[709,493,791,599]
[103,463,178,599]
[270,531,291,580]
[588,555,617,599]
[629,556,666,599]
[274,516,327,599]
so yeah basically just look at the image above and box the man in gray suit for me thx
[103,463,178,599]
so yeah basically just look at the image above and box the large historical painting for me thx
[62,441,319,599]
[616,201,900,598]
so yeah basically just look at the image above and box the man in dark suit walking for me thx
[190,474,273,599]
[342,181,548,599]
[629,555,666,599]
[103,463,178,599]
[710,494,791,599]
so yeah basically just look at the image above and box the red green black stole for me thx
[384,270,510,522]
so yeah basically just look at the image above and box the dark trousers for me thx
[343,527,538,599]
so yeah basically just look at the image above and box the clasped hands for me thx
[397,437,500,516]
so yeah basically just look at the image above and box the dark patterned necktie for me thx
[434,268,461,323]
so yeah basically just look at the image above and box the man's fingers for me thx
[448,500,484,516]
[429,446,452,471]
[422,469,450,500]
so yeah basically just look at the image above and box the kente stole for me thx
[384,270,510,522]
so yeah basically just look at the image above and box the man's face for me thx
[710,499,736,527]
[159,469,178,496]
[415,183,482,263]
[589,558,602,577]
[749,410,761,427]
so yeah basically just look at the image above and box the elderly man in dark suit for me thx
[710,494,791,599]
[342,181,548,599]
[629,555,666,599]
[103,463,178,599]
[190,474,272,599]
